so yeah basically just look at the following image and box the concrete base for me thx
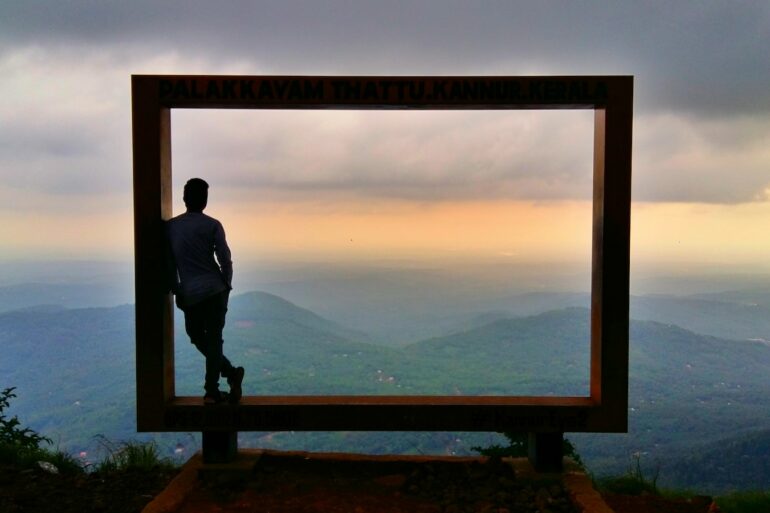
[528,432,564,473]
[202,431,237,464]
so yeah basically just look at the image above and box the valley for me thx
[3,283,770,492]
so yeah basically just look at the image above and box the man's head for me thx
[183,178,209,212]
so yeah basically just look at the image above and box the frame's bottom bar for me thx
[143,396,618,433]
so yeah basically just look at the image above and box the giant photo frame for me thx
[132,75,632,434]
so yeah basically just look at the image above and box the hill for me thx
[3,292,770,491]
[190,291,399,396]
[662,429,770,492]
[403,307,590,395]
[228,291,369,344]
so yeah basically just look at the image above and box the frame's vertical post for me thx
[159,101,175,402]
[133,76,174,431]
[590,77,633,429]
[590,108,606,405]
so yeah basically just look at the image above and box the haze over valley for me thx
[3,261,770,492]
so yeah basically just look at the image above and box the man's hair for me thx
[183,178,209,211]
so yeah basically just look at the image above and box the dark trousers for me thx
[183,291,235,395]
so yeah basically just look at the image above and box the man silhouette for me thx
[167,178,244,404]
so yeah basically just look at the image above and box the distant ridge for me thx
[631,294,770,342]
[0,282,130,312]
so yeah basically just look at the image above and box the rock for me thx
[36,461,59,474]
[535,486,552,510]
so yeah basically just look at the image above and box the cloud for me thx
[0,46,251,205]
[2,1,768,117]
[172,109,595,202]
[0,3,769,212]
[172,107,770,205]
[633,113,770,203]
[0,47,131,197]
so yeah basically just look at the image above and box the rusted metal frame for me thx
[163,398,596,432]
[132,75,632,434]
[590,78,633,432]
[132,77,174,431]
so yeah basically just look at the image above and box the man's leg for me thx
[185,296,225,397]
[206,291,235,379]
[211,291,244,402]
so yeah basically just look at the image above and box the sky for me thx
[1,1,769,273]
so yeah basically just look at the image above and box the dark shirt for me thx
[167,211,232,307]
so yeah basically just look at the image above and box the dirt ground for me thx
[173,452,715,513]
[178,452,578,513]
[0,452,717,513]
[602,493,715,513]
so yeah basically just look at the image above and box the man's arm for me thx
[214,221,233,289]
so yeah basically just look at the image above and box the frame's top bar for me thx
[132,74,632,109]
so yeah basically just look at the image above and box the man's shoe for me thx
[204,391,229,405]
[228,367,245,404]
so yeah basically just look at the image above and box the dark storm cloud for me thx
[1,1,769,207]
[2,1,768,117]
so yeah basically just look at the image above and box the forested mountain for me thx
[2,290,770,492]
[403,308,590,396]
[661,429,770,493]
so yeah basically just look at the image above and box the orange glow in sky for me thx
[6,198,770,271]
[213,198,593,263]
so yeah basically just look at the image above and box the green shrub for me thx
[0,387,51,449]
[0,387,83,474]
[471,432,585,468]
[472,432,528,458]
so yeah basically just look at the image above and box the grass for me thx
[716,491,770,513]
[0,435,178,476]
[1,439,179,513]
[594,454,770,513]
[0,441,85,474]
[94,435,176,473]
[595,452,659,496]
[598,474,658,496]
